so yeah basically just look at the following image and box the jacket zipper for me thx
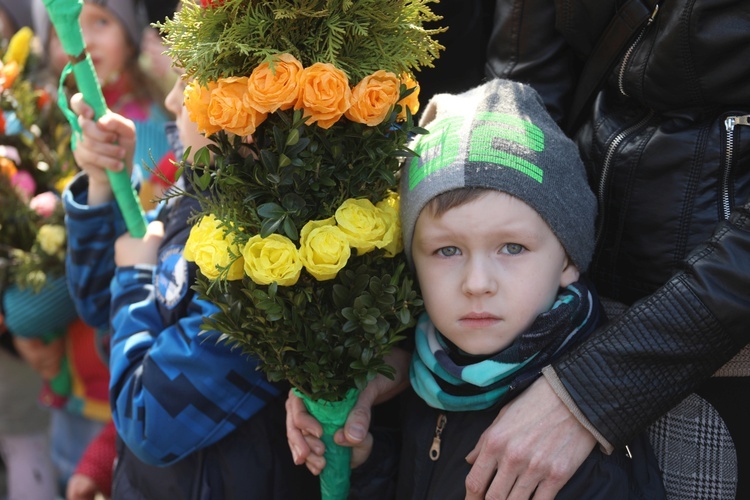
[429,413,447,461]
[618,4,660,97]
[721,115,750,219]
[595,110,655,245]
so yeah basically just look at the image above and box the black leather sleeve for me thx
[553,201,750,448]
[485,0,583,123]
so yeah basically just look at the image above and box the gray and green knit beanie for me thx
[400,78,597,271]
[31,0,147,50]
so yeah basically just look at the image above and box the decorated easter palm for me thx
[160,1,444,497]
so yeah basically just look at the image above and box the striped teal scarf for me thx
[410,281,598,411]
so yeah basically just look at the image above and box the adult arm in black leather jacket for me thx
[465,201,750,499]
[464,0,750,498]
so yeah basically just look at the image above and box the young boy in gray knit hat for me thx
[335,79,666,498]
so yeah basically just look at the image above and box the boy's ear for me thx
[559,257,580,288]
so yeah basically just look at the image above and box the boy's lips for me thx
[459,312,501,327]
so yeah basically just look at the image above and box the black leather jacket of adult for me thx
[486,0,750,448]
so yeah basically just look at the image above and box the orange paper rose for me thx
[397,73,420,121]
[184,80,222,136]
[0,61,19,91]
[245,53,303,114]
[209,76,268,137]
[345,70,400,126]
[295,63,352,129]
[0,157,18,178]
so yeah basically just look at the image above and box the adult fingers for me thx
[466,378,597,500]
[341,397,372,445]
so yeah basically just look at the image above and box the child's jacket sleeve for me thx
[107,263,281,465]
[64,175,282,465]
[63,173,129,330]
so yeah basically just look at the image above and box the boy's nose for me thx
[461,258,497,296]
[165,85,181,115]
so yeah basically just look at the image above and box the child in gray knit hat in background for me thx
[290,79,667,499]
[31,0,172,209]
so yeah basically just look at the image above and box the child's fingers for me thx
[96,113,137,140]
[304,451,326,476]
[70,92,95,119]
[79,117,121,148]
[75,135,127,173]
[286,389,326,464]
[75,115,127,170]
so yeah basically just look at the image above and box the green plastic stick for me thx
[295,388,359,500]
[43,0,147,237]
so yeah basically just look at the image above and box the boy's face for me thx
[165,71,212,161]
[411,191,579,356]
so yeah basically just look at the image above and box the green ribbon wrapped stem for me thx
[295,388,359,500]
[43,0,146,237]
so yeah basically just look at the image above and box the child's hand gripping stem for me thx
[43,0,146,237]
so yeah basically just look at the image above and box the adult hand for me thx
[115,221,164,267]
[464,377,596,500]
[66,473,99,500]
[286,347,411,474]
[12,336,65,380]
[69,93,136,206]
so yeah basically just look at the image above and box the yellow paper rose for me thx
[26,270,47,290]
[208,76,268,136]
[184,214,244,280]
[335,198,390,254]
[3,27,33,68]
[184,80,222,136]
[397,73,420,121]
[242,234,302,286]
[376,193,403,257]
[245,53,303,114]
[294,63,352,129]
[345,70,400,126]
[299,217,351,281]
[54,171,77,194]
[37,224,66,255]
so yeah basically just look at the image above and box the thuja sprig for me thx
[158,0,445,84]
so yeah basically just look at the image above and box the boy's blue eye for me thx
[501,243,524,255]
[437,246,461,257]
